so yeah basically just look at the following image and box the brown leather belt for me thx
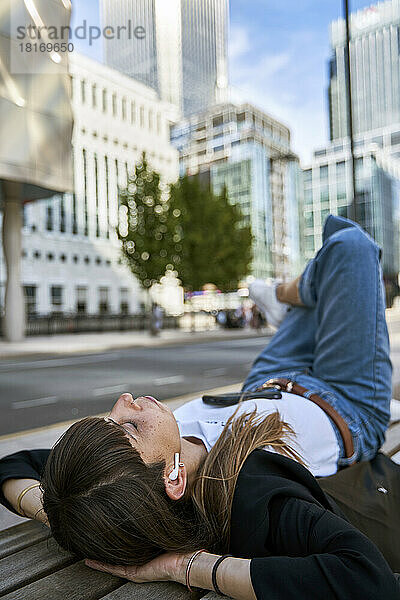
[256,377,355,463]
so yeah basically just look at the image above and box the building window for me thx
[391,131,400,146]
[46,204,54,231]
[102,88,107,112]
[98,287,110,314]
[304,236,314,252]
[120,288,129,314]
[139,105,145,127]
[122,97,127,120]
[336,161,346,179]
[94,153,100,237]
[92,84,97,108]
[303,169,312,186]
[320,187,329,204]
[156,112,161,134]
[337,205,348,218]
[76,286,87,314]
[321,208,330,225]
[81,79,86,103]
[214,145,224,153]
[83,149,89,236]
[213,115,223,128]
[24,286,37,316]
[148,109,153,130]
[72,193,78,234]
[33,250,41,259]
[105,155,110,239]
[73,255,79,263]
[47,252,54,261]
[60,254,67,263]
[131,101,136,123]
[112,93,117,117]
[95,256,102,265]
[60,194,66,233]
[84,256,90,264]
[319,165,328,180]
[50,285,63,311]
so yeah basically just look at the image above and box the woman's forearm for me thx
[2,478,47,523]
[176,552,257,600]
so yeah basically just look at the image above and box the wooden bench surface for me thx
[1,420,399,600]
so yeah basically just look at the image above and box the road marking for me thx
[12,396,58,410]
[92,384,129,397]
[204,368,227,376]
[154,375,185,386]
[0,353,124,373]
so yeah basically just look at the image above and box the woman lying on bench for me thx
[1,215,399,599]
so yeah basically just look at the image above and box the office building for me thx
[5,53,179,317]
[329,0,400,139]
[101,0,229,116]
[171,103,302,280]
[301,127,400,277]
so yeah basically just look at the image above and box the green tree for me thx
[169,176,253,291]
[118,153,174,289]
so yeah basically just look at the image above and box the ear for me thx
[164,465,187,501]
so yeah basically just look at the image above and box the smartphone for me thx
[202,389,282,407]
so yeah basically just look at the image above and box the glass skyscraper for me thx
[329,0,400,140]
[100,0,229,116]
[171,102,301,280]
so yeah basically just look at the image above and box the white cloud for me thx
[228,25,330,163]
[229,25,251,61]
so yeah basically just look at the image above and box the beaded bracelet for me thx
[185,549,207,592]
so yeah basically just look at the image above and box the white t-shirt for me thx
[174,394,340,477]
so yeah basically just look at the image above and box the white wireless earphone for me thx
[169,452,184,481]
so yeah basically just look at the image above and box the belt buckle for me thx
[263,378,294,393]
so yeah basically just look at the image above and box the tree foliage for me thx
[169,176,253,291]
[118,153,174,289]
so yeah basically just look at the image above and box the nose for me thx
[110,392,142,420]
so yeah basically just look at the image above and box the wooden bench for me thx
[1,420,399,600]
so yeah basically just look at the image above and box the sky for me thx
[70,0,377,164]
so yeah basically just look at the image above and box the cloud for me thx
[229,25,251,61]
[228,24,330,163]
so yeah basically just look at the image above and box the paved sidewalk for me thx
[0,327,271,360]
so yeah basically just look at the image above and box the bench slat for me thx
[1,561,122,600]
[382,421,400,457]
[0,521,50,560]
[101,581,193,599]
[0,538,75,596]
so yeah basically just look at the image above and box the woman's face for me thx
[106,393,181,466]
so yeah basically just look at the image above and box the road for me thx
[1,336,270,436]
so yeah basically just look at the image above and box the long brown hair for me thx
[42,405,301,565]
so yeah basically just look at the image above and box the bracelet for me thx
[16,483,41,517]
[212,554,233,595]
[185,549,207,592]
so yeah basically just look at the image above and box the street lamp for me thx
[343,0,357,222]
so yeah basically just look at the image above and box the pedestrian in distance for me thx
[1,215,399,599]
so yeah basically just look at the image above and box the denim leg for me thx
[299,215,392,458]
[243,215,392,463]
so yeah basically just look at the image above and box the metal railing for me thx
[22,314,180,336]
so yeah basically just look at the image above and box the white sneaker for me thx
[249,280,289,330]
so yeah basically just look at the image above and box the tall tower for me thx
[328,0,400,140]
[100,0,229,116]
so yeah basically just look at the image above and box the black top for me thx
[0,448,399,599]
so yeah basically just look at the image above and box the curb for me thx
[0,383,242,443]
[0,330,272,360]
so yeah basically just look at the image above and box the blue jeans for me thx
[243,215,392,466]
